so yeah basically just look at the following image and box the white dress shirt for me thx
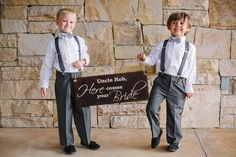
[40,32,90,88]
[144,36,196,93]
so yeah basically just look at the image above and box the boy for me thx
[137,12,196,152]
[40,8,100,155]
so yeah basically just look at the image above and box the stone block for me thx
[163,0,208,10]
[195,27,231,59]
[0,34,17,47]
[82,67,115,77]
[138,0,162,24]
[74,22,114,66]
[28,22,57,33]
[209,0,236,29]
[232,31,236,59]
[222,78,236,95]
[1,0,84,5]
[0,80,55,99]
[196,73,220,85]
[0,61,17,67]
[98,103,146,116]
[114,46,143,59]
[1,5,27,19]
[0,48,17,62]
[197,59,219,73]
[98,116,110,128]
[91,106,97,127]
[110,115,149,128]
[1,67,41,80]
[113,22,143,45]
[18,33,54,56]
[143,25,169,46]
[1,19,27,33]
[221,95,236,108]
[0,100,54,117]
[18,56,44,67]
[85,0,138,22]
[28,6,84,21]
[221,108,236,115]
[115,59,150,74]
[220,59,236,76]
[220,115,234,125]
[1,117,53,128]
[182,85,220,128]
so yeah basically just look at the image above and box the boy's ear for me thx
[167,25,170,30]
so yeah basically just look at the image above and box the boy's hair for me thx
[167,12,192,34]
[56,8,76,21]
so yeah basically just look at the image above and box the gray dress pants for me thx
[55,71,91,146]
[146,73,186,144]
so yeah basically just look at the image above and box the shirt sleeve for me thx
[40,40,55,88]
[78,36,90,66]
[144,41,163,66]
[185,43,196,93]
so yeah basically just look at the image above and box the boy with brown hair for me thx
[137,12,196,152]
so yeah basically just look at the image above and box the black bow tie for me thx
[169,37,181,43]
[59,33,74,39]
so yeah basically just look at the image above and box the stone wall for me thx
[0,0,235,128]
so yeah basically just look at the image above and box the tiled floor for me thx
[0,128,235,157]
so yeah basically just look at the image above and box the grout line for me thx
[193,129,208,157]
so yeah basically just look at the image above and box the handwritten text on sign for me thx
[73,71,149,107]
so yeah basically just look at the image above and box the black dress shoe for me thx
[151,129,163,148]
[167,143,179,152]
[81,140,100,150]
[64,145,76,155]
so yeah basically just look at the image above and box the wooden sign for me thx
[73,71,149,107]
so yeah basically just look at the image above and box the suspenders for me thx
[55,36,81,74]
[160,40,189,77]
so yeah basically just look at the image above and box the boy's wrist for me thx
[78,61,84,71]
[83,59,87,66]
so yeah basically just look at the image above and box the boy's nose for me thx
[176,22,181,26]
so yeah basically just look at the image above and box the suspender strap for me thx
[55,37,65,73]
[160,40,168,72]
[160,40,189,76]
[55,36,82,74]
[177,41,189,76]
[73,36,81,60]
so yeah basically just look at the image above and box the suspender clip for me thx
[176,75,180,81]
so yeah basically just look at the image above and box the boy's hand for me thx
[137,53,146,62]
[186,93,193,98]
[73,60,85,70]
[40,88,47,97]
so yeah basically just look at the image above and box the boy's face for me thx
[168,18,190,37]
[56,13,76,33]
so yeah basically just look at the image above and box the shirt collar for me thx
[58,32,74,39]
[168,36,186,43]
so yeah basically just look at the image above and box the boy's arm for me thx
[79,37,90,66]
[185,45,196,94]
[138,42,163,66]
[40,40,55,89]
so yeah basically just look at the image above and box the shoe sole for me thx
[167,148,177,152]
[81,143,100,150]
